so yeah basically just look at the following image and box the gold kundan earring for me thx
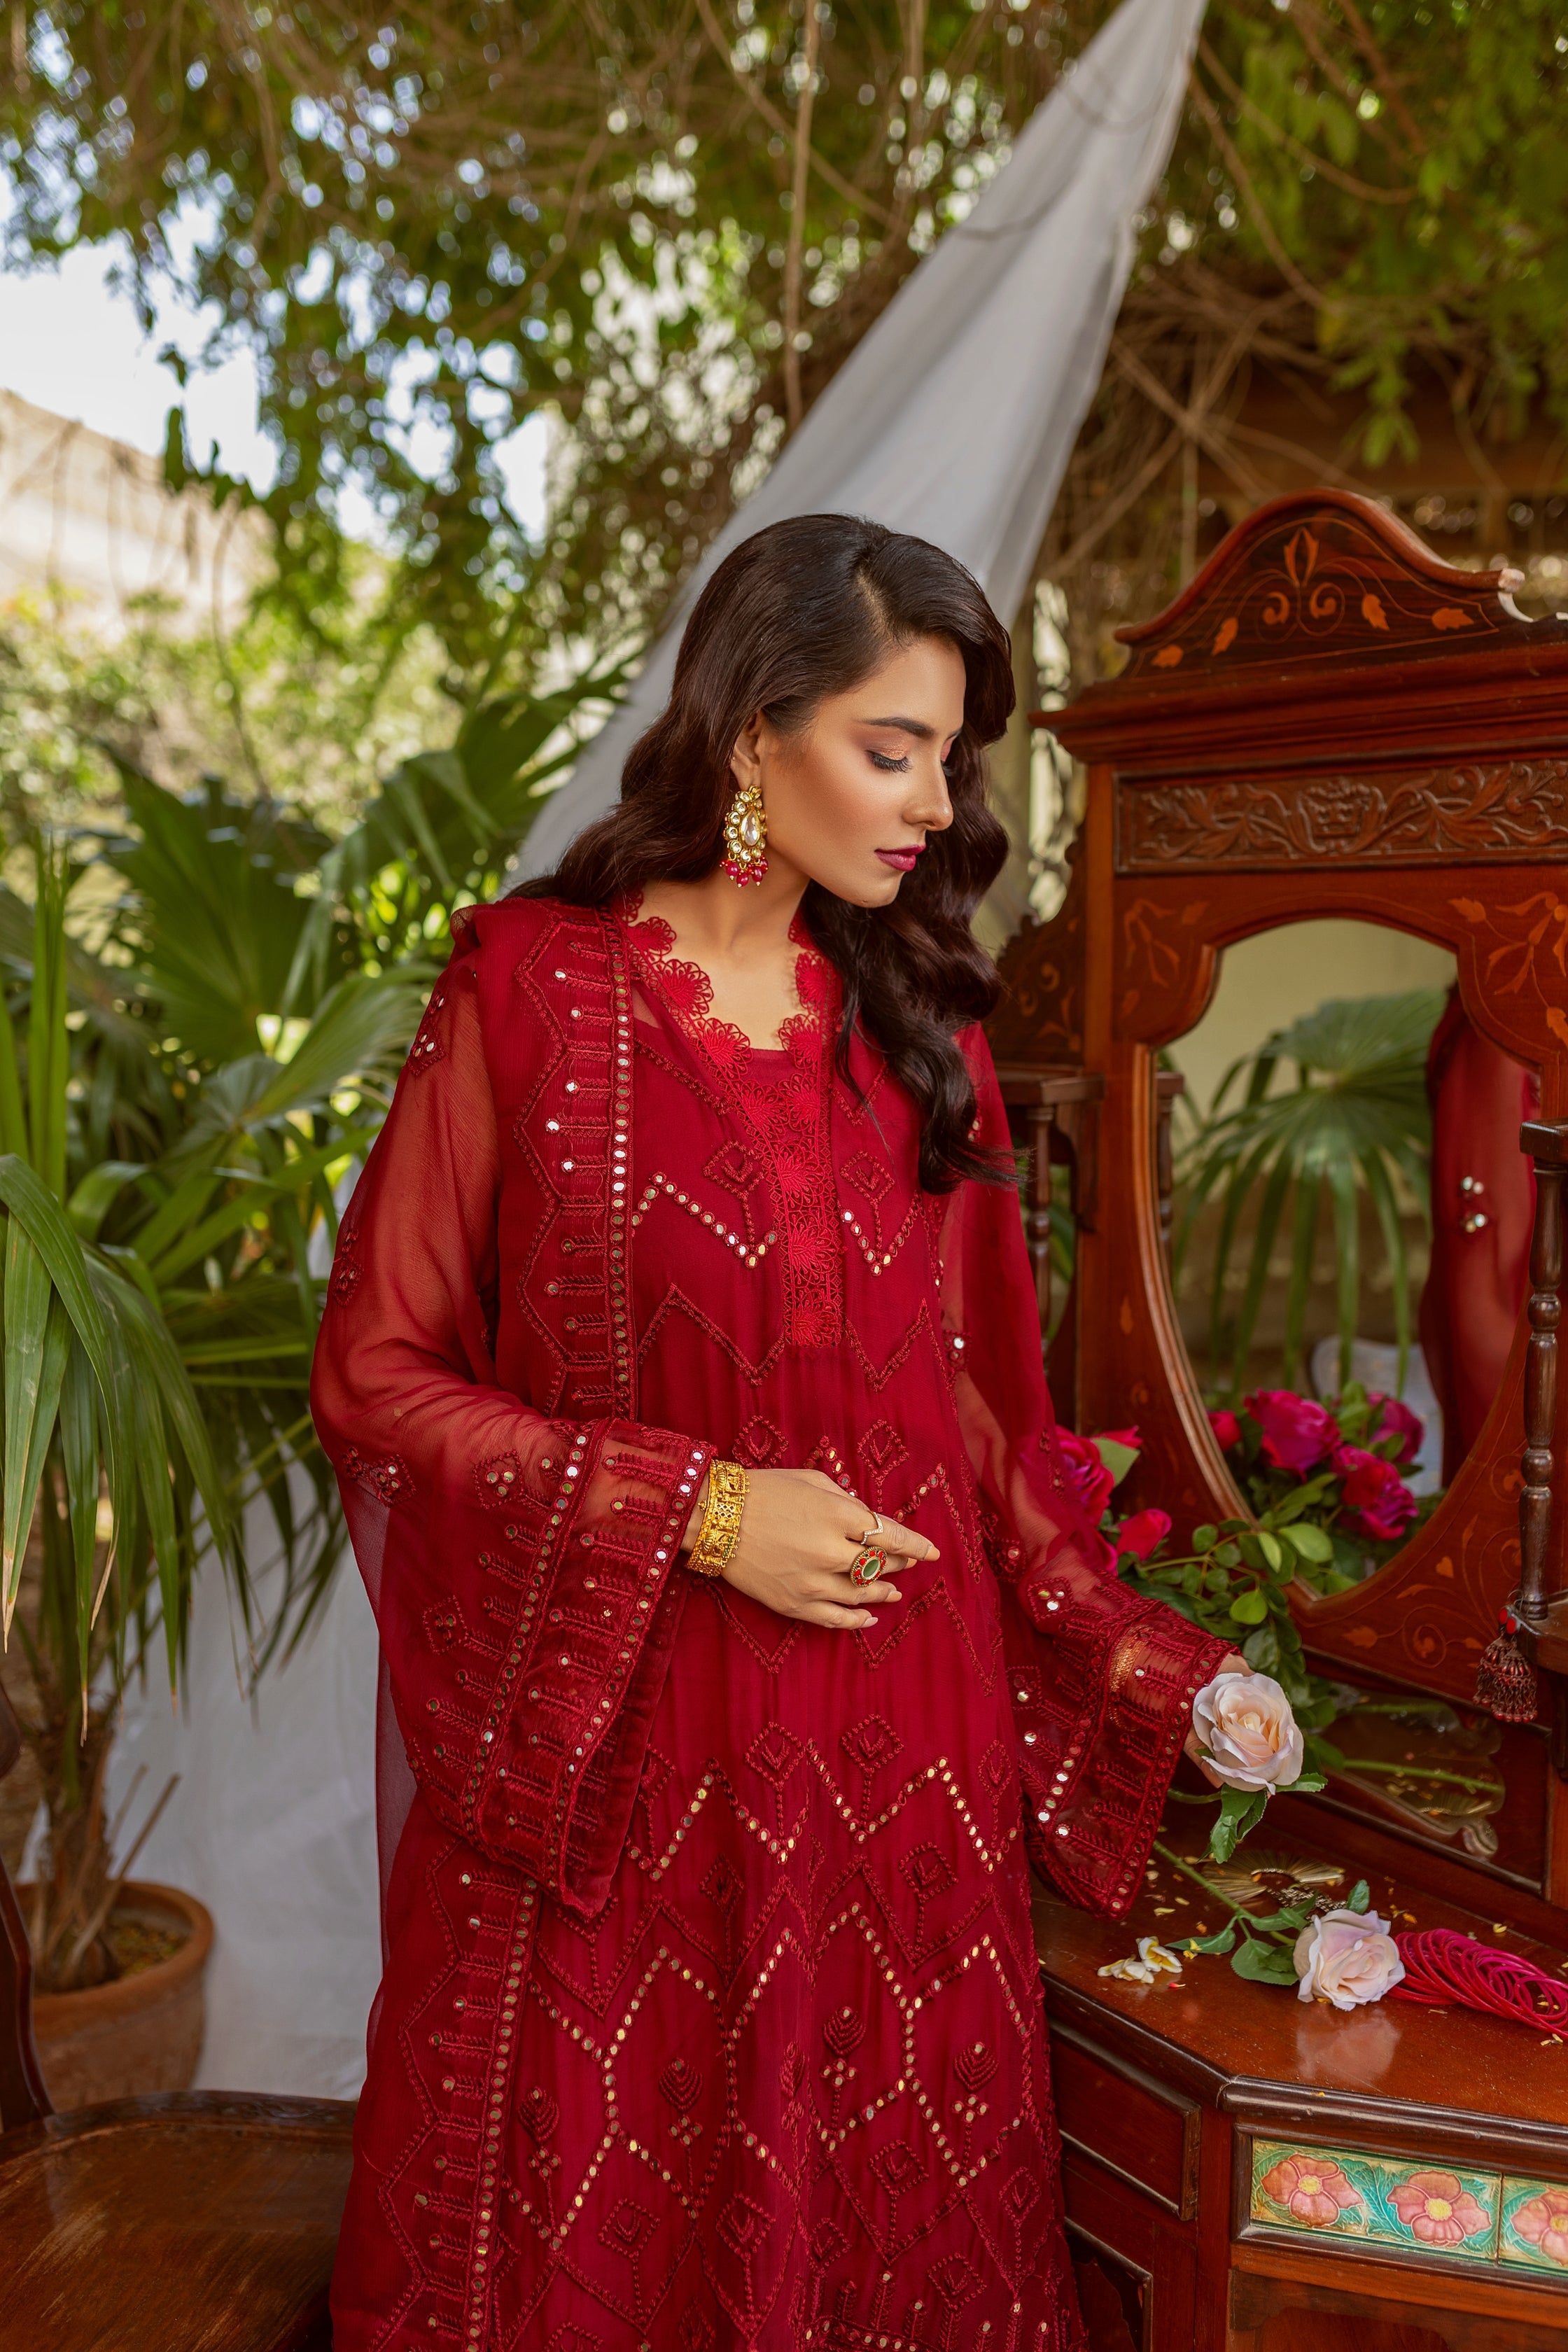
[722,779,768,886]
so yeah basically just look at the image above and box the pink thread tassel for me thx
[1392,1927,1568,2031]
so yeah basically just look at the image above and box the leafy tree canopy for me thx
[2,0,1563,671]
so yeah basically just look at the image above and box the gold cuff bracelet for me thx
[687,1458,748,1579]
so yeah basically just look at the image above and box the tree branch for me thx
[783,4,823,433]
[691,0,889,225]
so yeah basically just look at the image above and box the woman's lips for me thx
[875,848,921,872]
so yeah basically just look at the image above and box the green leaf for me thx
[2,1216,52,1618]
[1255,1530,1285,1574]
[26,843,71,1202]
[1231,1935,1301,1987]
[0,967,26,1161]
[1242,1625,1281,1674]
[1091,1435,1140,1490]
[1209,1784,1270,1864]
[66,1161,148,1242]
[1191,1522,1218,1553]
[1282,1520,1335,1562]
[1230,1585,1268,1625]
[1185,1923,1238,1955]
[1348,1878,1371,1914]
[58,1336,100,1677]
[1247,1901,1314,1933]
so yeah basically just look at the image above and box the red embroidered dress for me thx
[312,896,1226,2352]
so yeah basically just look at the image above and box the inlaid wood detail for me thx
[1114,498,1526,687]
[1116,762,1568,875]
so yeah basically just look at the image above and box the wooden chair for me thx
[0,1680,355,2352]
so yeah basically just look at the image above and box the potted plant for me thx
[0,656,617,2102]
[0,830,417,2103]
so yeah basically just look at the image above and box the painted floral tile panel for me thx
[1250,2141,1500,2263]
[1501,2179,1568,2274]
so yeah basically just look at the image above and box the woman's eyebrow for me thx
[860,713,937,738]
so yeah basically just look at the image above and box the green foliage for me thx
[0,617,607,1982]
[1176,989,1444,1399]
[1182,1,1568,471]
[0,0,1088,664]
[0,580,451,838]
[5,5,1564,664]
[286,651,626,1002]
[0,833,416,1987]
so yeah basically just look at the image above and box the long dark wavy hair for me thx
[515,513,1014,1191]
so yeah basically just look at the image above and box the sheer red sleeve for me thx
[310,944,712,1919]
[939,1026,1229,1919]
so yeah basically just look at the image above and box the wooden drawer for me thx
[1050,2021,1202,2220]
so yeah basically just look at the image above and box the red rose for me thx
[1057,1429,1114,1525]
[1116,1507,1172,1562]
[1368,1392,1424,1468]
[1247,1390,1336,1474]
[1208,1408,1242,1452]
[1335,1445,1419,1543]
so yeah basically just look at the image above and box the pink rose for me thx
[1368,1392,1424,1468]
[1116,1507,1171,1562]
[1208,1408,1242,1452]
[1247,1390,1336,1474]
[1191,1670,1303,1791]
[1058,1429,1114,1525]
[1293,1906,1405,2010]
[1334,1446,1418,1544]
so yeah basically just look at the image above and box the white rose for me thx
[1191,1670,1304,1791]
[1293,1907,1405,2010]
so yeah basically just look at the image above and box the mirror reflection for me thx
[1171,921,1467,1537]
[1149,918,1541,1870]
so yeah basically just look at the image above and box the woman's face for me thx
[734,633,967,908]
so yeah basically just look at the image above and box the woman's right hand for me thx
[682,1466,938,1629]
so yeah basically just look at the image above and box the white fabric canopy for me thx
[106,0,1205,2096]
[524,0,1207,877]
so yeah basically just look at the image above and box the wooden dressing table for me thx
[988,491,1568,2349]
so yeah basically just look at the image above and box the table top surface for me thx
[1034,1826,1568,2137]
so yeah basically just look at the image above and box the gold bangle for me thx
[687,1459,748,1579]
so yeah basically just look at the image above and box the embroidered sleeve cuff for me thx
[466,1421,714,1912]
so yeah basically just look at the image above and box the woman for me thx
[313,514,1233,2351]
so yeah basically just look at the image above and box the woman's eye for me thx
[868,751,911,773]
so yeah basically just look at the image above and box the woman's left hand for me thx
[1183,1652,1250,1786]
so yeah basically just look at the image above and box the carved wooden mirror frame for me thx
[990,491,1568,1882]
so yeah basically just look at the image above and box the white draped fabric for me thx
[523,0,1207,877]
[112,0,1204,2095]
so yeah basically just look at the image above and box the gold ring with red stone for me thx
[848,1546,888,1589]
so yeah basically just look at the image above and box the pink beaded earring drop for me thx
[722,779,768,886]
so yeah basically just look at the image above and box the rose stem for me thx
[1152,1841,1273,1921]
[1331,1759,1500,1794]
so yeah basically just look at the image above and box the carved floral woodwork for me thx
[1116,760,1568,875]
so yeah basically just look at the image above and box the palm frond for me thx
[1177,988,1446,1400]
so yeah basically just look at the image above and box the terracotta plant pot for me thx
[26,1880,214,2111]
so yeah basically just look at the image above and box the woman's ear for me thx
[729,709,766,792]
